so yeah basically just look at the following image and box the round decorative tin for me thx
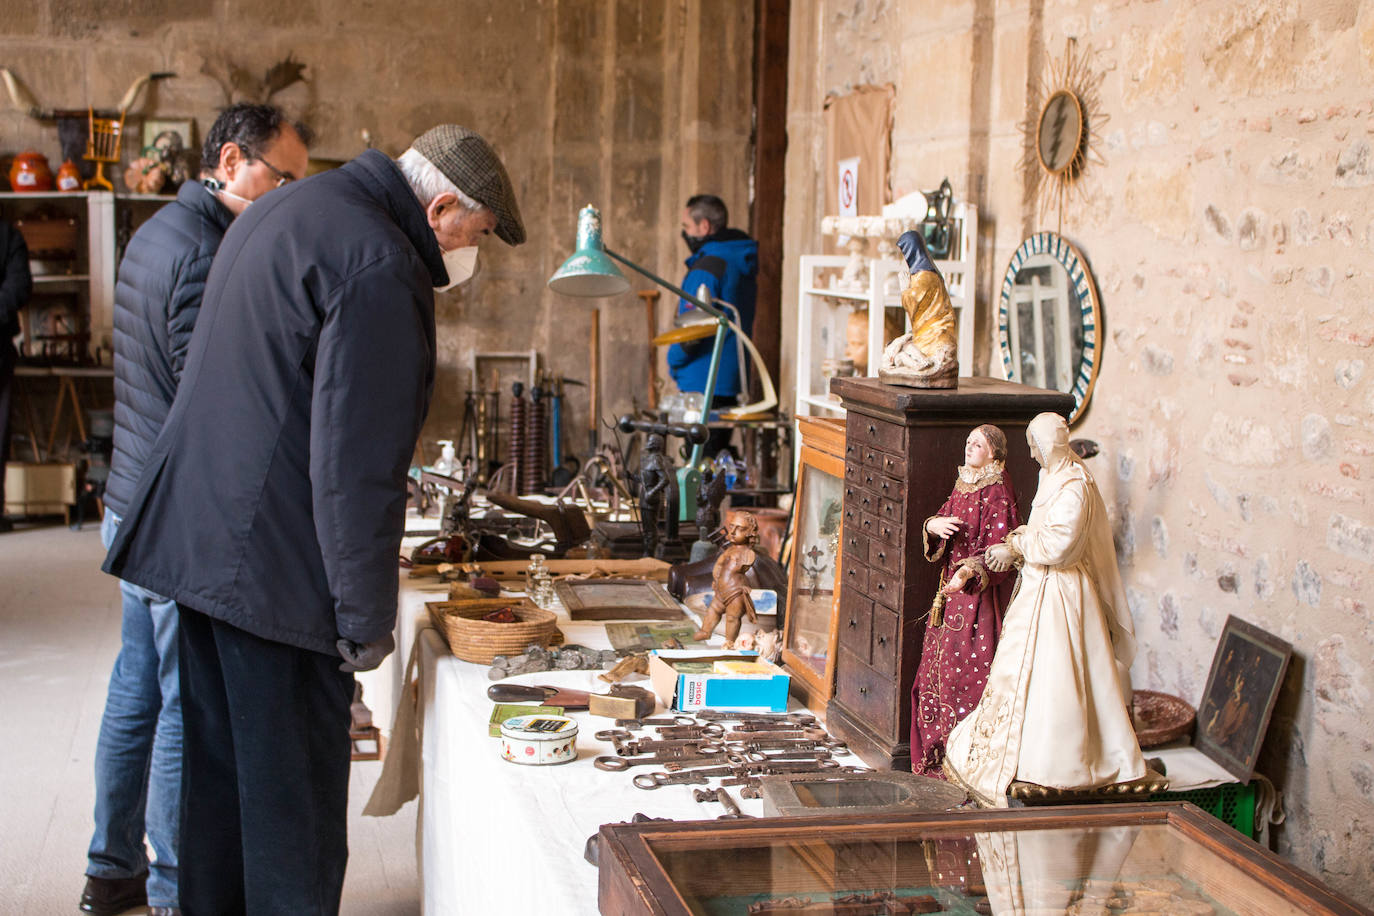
[499,714,579,766]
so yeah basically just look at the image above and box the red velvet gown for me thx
[910,468,1019,777]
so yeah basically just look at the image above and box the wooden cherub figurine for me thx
[877,230,958,388]
[694,510,760,647]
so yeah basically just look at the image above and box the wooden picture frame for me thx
[553,578,685,621]
[1195,615,1293,783]
[781,418,846,710]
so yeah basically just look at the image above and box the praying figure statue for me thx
[943,412,1145,807]
[877,230,958,388]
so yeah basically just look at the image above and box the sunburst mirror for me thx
[1022,39,1108,228]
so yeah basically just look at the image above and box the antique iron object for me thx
[758,770,967,818]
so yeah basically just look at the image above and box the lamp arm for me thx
[603,247,728,321]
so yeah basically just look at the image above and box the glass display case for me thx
[596,804,1367,916]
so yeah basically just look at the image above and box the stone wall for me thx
[785,0,1374,896]
[1,0,755,460]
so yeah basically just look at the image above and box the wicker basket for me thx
[1132,689,1197,748]
[426,597,559,664]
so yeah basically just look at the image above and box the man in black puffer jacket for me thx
[83,103,309,916]
[0,218,31,533]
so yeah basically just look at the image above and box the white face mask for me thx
[435,245,478,292]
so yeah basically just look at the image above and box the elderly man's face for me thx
[427,194,497,251]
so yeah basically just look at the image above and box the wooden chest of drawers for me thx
[827,376,1074,770]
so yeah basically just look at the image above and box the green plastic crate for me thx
[1155,781,1257,839]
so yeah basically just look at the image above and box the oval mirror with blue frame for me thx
[997,232,1100,424]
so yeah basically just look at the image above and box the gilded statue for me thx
[877,230,958,388]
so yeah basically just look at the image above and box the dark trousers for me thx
[177,606,354,916]
[0,340,15,510]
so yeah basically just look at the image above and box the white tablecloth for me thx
[405,610,780,915]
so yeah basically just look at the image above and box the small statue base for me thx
[877,363,958,389]
[1005,766,1170,807]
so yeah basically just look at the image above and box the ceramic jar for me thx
[9,151,54,192]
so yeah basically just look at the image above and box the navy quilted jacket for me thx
[104,181,233,516]
[104,151,441,655]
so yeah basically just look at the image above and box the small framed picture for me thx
[1195,615,1293,783]
[140,118,195,158]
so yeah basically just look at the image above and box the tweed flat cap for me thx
[412,125,525,245]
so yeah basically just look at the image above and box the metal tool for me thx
[737,736,848,752]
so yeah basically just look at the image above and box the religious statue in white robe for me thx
[943,411,1145,807]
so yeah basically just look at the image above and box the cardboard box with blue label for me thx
[648,649,791,713]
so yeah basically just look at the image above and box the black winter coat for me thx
[104,150,442,655]
[105,181,233,516]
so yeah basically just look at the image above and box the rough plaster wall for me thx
[785,0,1374,896]
[0,0,754,460]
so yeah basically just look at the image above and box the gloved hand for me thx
[336,633,396,673]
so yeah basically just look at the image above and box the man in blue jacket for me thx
[83,103,310,916]
[104,124,523,914]
[666,194,757,455]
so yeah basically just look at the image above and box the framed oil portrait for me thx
[1195,615,1292,783]
[781,421,846,709]
[141,118,195,158]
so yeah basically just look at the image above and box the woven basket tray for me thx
[426,598,559,664]
[1132,688,1197,748]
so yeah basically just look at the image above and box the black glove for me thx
[336,633,396,673]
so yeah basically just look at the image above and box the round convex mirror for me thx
[997,232,1100,424]
[1037,89,1085,176]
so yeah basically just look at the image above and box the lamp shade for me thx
[548,204,630,297]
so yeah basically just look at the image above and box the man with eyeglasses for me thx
[81,102,309,916]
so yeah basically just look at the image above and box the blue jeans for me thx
[87,510,181,908]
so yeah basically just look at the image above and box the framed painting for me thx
[1194,615,1293,783]
[141,118,195,158]
[780,428,845,709]
[553,578,685,621]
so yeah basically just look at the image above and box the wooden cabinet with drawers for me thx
[826,376,1073,770]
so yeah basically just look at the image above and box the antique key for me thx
[615,737,724,757]
[633,765,746,789]
[726,721,827,734]
[594,748,725,771]
[723,727,828,742]
[614,715,696,729]
[693,787,751,819]
[652,723,725,740]
[696,710,817,726]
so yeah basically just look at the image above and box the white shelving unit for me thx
[795,203,978,417]
[1,190,173,362]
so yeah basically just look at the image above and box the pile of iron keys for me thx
[591,708,869,819]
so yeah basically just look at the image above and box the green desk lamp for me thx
[549,204,731,521]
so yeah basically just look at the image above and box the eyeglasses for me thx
[240,144,297,188]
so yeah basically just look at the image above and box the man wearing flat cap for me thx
[104,125,524,913]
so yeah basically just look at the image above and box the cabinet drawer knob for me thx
[867,423,876,436]
[859,686,869,696]
[848,618,856,629]
[876,551,885,562]
[877,635,887,647]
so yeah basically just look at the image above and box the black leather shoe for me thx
[149,908,182,916]
[79,874,148,915]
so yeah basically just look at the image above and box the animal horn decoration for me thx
[117,71,175,115]
[0,67,43,119]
